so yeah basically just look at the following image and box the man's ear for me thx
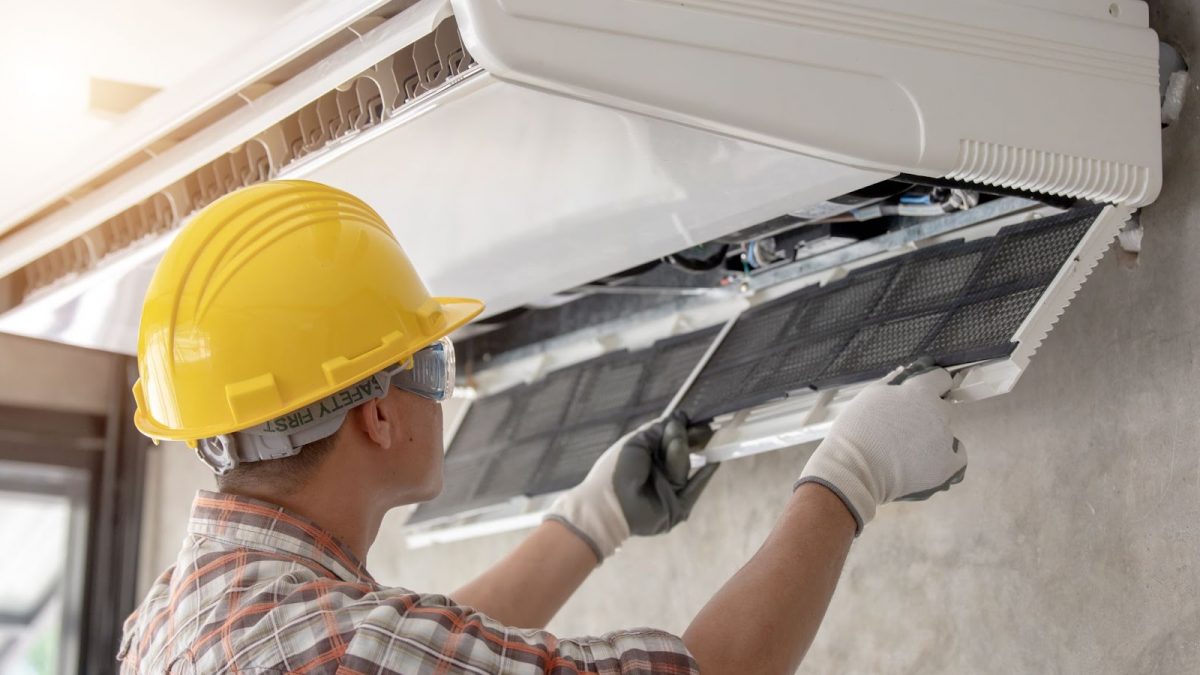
[354,398,394,449]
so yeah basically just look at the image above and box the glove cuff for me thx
[796,455,876,535]
[544,515,607,563]
[794,476,868,535]
[545,488,630,562]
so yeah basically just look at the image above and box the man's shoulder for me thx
[119,544,386,672]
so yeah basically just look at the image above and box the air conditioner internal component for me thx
[403,203,1128,543]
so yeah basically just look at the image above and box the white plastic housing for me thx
[454,0,1163,205]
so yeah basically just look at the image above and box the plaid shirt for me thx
[119,491,698,674]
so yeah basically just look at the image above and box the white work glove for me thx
[797,359,966,534]
[546,412,719,562]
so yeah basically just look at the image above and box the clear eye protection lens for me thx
[393,336,455,401]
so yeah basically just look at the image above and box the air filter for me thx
[407,326,720,524]
[678,205,1103,421]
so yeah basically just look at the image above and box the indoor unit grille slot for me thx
[13,15,479,303]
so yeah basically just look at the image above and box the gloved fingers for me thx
[662,415,691,482]
[895,436,967,502]
[685,421,715,449]
[898,365,953,398]
[612,432,655,495]
[886,355,937,386]
[661,419,691,488]
[657,411,708,488]
[626,418,668,463]
[895,463,966,502]
[677,462,720,517]
[950,438,967,482]
[662,410,714,452]
[656,410,716,448]
[661,412,688,450]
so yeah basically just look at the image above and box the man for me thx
[120,181,966,674]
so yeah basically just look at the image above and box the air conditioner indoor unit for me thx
[0,0,1163,539]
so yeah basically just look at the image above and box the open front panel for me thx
[412,205,1108,526]
[408,326,721,524]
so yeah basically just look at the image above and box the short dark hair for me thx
[215,426,341,495]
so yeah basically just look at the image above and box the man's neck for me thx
[224,483,384,562]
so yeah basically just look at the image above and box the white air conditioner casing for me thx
[455,0,1162,205]
[0,0,1162,358]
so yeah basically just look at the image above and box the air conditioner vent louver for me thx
[946,140,1152,205]
[14,15,477,304]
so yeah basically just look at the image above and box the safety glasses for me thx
[384,336,456,402]
[195,336,457,474]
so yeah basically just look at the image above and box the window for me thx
[0,461,90,675]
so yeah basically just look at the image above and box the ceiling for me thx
[0,0,329,211]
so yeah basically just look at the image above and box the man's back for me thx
[120,491,697,674]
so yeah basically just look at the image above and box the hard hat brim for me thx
[132,296,485,446]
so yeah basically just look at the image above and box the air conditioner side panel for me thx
[454,0,1162,205]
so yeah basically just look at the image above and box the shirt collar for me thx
[187,490,375,584]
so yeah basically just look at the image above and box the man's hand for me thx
[797,359,967,534]
[684,360,965,673]
[453,413,717,626]
[546,411,719,561]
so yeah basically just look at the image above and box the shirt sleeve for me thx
[338,589,699,674]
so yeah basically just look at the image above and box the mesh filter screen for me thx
[474,437,552,505]
[567,357,647,421]
[969,217,1094,291]
[511,369,580,440]
[638,327,721,404]
[826,312,947,376]
[528,421,626,495]
[871,245,987,318]
[680,205,1103,419]
[447,392,519,459]
[408,458,488,524]
[408,327,720,524]
[926,287,1043,358]
[799,268,895,336]
[752,331,855,395]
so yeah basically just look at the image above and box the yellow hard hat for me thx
[132,180,484,446]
